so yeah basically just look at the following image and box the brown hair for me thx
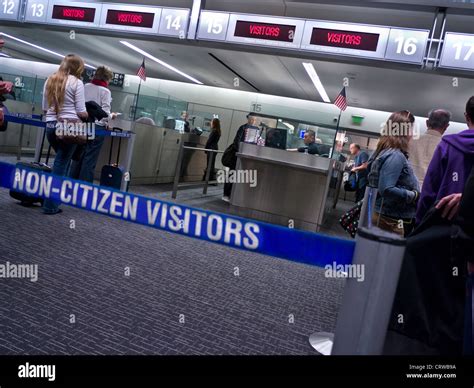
[45,54,85,114]
[94,66,113,82]
[375,110,415,157]
[211,118,221,136]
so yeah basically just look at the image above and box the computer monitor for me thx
[265,128,287,150]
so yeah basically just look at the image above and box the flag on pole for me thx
[334,87,347,111]
[136,58,146,82]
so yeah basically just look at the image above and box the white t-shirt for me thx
[84,83,112,126]
[42,75,87,122]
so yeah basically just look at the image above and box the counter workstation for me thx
[230,142,334,232]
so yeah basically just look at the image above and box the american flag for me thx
[136,58,146,82]
[334,87,347,111]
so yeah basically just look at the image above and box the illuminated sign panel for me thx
[226,14,304,49]
[52,5,96,22]
[99,4,161,34]
[47,1,101,27]
[105,9,155,28]
[310,28,380,51]
[301,21,389,59]
[234,20,296,43]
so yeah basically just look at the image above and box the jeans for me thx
[355,177,367,203]
[69,132,105,183]
[43,122,77,214]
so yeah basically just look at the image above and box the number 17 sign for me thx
[440,32,474,71]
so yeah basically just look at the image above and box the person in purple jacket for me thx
[416,96,474,224]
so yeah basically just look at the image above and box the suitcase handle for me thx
[108,127,123,166]
[39,125,52,165]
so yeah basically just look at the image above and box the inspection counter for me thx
[231,142,334,232]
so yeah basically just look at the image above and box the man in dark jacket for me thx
[416,96,474,224]
[222,113,257,202]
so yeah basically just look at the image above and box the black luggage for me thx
[10,126,52,206]
[100,128,124,190]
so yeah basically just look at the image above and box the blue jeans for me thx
[42,122,77,214]
[69,131,105,183]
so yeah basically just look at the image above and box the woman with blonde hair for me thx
[42,54,88,214]
[368,110,420,236]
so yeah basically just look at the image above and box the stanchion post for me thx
[330,227,405,355]
[203,151,215,195]
[17,123,25,161]
[172,141,185,199]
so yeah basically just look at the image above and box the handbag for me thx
[339,200,363,238]
[221,143,237,168]
[56,118,88,144]
[344,172,357,192]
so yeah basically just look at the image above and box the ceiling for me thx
[1,1,474,123]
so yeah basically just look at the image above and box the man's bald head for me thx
[427,109,451,134]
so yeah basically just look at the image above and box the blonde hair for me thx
[45,54,85,114]
[94,66,113,82]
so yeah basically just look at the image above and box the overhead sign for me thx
[301,21,390,59]
[99,3,161,34]
[0,0,21,21]
[196,11,230,41]
[22,1,189,38]
[385,28,429,64]
[439,32,474,71]
[158,8,189,38]
[46,1,102,27]
[226,14,305,49]
[24,0,48,23]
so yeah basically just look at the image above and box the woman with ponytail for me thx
[42,54,88,214]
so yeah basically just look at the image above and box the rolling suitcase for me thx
[100,128,124,190]
[10,126,52,206]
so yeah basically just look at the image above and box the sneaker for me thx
[43,208,63,215]
[222,196,230,203]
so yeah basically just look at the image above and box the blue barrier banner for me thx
[0,161,354,268]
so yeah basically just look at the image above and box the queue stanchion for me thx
[310,187,406,355]
[331,226,405,355]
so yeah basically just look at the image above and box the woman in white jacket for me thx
[69,66,117,183]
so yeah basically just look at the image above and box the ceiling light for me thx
[302,62,330,103]
[120,40,203,85]
[0,32,95,69]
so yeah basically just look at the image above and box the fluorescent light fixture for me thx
[0,32,95,69]
[120,40,203,85]
[302,62,330,103]
[0,52,11,58]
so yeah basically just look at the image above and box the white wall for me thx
[1,56,468,138]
